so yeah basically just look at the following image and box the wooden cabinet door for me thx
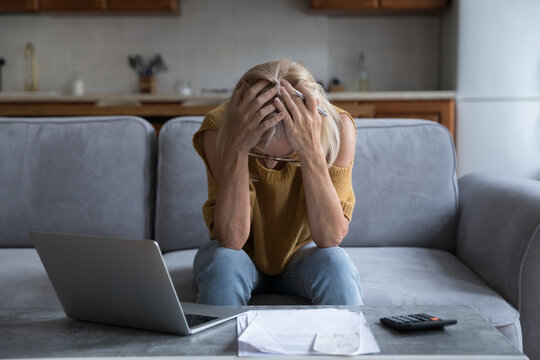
[379,0,448,10]
[374,100,454,136]
[0,0,38,12]
[332,102,376,118]
[310,0,378,10]
[331,99,455,138]
[375,113,440,122]
[107,0,178,12]
[40,0,106,10]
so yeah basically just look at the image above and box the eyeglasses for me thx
[248,150,300,163]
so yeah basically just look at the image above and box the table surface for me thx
[0,305,527,359]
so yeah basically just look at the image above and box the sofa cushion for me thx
[156,118,210,252]
[163,246,521,349]
[347,119,458,250]
[0,249,61,309]
[162,249,199,302]
[350,247,521,350]
[0,116,156,246]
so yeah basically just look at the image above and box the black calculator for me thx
[380,313,457,331]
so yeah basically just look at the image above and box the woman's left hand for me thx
[274,79,324,158]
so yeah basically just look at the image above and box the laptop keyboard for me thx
[185,313,218,327]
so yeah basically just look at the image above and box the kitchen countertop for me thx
[0,90,455,104]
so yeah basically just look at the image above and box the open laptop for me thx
[30,231,245,335]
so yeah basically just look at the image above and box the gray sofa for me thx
[0,115,538,359]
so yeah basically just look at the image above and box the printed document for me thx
[237,309,380,356]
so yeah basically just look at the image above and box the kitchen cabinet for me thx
[0,0,38,12]
[310,0,378,11]
[380,0,447,10]
[0,101,209,137]
[0,0,179,13]
[107,0,178,12]
[40,0,106,11]
[333,99,455,137]
[0,94,455,139]
[310,0,449,14]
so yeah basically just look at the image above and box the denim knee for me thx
[193,241,258,306]
[303,246,363,305]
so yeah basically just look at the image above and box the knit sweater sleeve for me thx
[329,164,356,221]
[192,106,221,238]
[330,107,356,221]
[192,103,256,239]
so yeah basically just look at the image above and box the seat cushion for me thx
[162,249,199,303]
[164,246,521,349]
[0,249,61,309]
[351,247,521,350]
[0,116,156,246]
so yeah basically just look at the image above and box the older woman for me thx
[192,59,362,305]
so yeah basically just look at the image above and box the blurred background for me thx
[1,0,539,179]
[0,0,443,93]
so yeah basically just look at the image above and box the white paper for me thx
[236,309,380,357]
[312,332,361,356]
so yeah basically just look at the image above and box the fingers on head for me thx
[232,81,247,106]
[297,84,318,113]
[279,81,303,120]
[253,84,279,111]
[256,103,278,123]
[274,97,292,119]
[241,80,271,105]
[257,112,284,135]
[274,97,294,128]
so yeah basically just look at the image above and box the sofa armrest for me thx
[458,172,540,355]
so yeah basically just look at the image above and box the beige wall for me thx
[0,0,443,94]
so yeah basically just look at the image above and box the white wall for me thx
[457,100,540,178]
[455,0,540,99]
[443,0,540,179]
[0,0,442,94]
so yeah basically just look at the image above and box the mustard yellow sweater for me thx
[192,103,356,275]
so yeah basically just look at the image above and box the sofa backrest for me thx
[156,116,458,252]
[155,118,210,252]
[0,116,156,247]
[347,119,457,251]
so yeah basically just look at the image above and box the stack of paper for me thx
[237,309,380,356]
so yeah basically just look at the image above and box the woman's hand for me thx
[275,79,323,158]
[225,80,285,155]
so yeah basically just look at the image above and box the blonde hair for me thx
[216,59,342,167]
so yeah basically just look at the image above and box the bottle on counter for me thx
[0,57,5,92]
[175,80,192,96]
[356,52,369,92]
[72,72,84,96]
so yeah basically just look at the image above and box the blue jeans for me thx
[193,240,363,306]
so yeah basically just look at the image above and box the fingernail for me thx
[274,96,281,103]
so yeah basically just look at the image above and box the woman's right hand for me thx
[225,80,285,154]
